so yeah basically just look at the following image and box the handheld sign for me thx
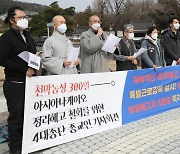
[102,34,121,53]
[133,48,147,58]
[67,47,80,67]
[18,51,41,70]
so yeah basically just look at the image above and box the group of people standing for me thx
[42,14,180,75]
[0,6,179,154]
[114,18,180,71]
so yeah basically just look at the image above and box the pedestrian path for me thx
[1,107,180,154]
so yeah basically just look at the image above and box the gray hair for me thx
[123,24,134,32]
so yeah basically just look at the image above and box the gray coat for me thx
[80,29,110,73]
[42,30,78,75]
[141,35,166,68]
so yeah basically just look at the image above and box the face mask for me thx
[151,33,158,40]
[16,18,28,30]
[58,24,67,34]
[127,33,134,40]
[173,23,180,30]
[91,23,101,31]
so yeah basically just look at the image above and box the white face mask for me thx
[58,24,67,34]
[173,23,180,30]
[16,18,28,30]
[91,23,101,31]
[151,33,158,40]
[127,33,134,40]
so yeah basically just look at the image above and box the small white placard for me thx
[102,34,121,53]
[172,60,177,66]
[134,48,147,58]
[18,51,41,70]
[67,47,80,67]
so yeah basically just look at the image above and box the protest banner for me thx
[22,66,180,153]
[122,66,180,124]
[22,72,125,154]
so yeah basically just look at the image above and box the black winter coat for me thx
[0,28,36,82]
[163,30,180,65]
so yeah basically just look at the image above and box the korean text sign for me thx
[22,66,180,153]
[22,72,125,154]
[122,66,180,124]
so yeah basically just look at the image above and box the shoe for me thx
[10,150,21,154]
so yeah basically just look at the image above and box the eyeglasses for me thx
[14,16,28,20]
[59,21,66,24]
[90,20,102,24]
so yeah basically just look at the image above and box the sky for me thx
[16,0,94,12]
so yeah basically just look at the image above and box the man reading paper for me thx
[80,15,110,73]
[114,24,137,71]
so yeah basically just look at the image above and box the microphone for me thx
[100,34,105,41]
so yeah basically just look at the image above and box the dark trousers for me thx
[3,80,25,152]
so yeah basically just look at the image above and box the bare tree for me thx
[160,0,180,18]
[92,0,179,33]
[92,0,128,35]
[150,0,180,30]
[122,0,155,22]
[92,0,157,34]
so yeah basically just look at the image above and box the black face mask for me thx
[93,31,98,34]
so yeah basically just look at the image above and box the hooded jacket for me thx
[141,35,166,69]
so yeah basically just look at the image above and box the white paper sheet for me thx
[18,51,29,62]
[102,34,121,53]
[18,51,41,70]
[67,47,80,67]
[172,60,177,66]
[134,48,147,58]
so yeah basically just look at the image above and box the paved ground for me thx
[1,85,180,154]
